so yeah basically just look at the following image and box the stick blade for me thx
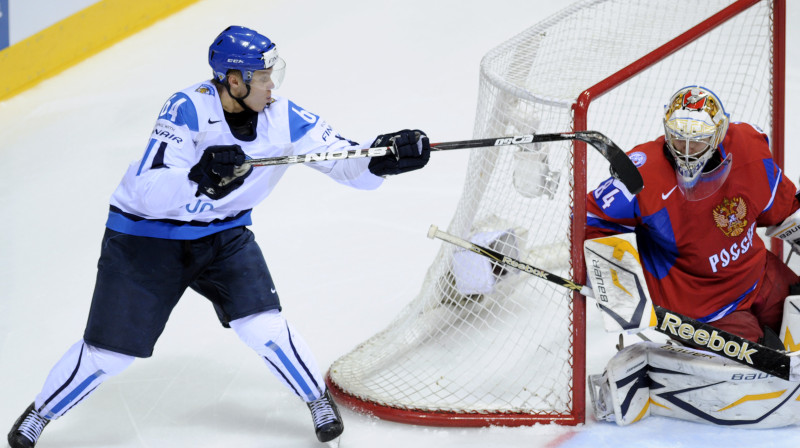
[576,131,644,195]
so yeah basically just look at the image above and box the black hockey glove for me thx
[368,129,431,176]
[188,145,253,200]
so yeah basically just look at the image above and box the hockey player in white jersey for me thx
[7,25,430,448]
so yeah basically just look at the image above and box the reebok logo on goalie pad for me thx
[660,312,757,364]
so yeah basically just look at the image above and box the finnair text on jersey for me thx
[152,129,183,144]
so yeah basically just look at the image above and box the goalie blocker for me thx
[586,234,800,427]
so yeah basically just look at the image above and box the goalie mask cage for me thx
[326,0,785,426]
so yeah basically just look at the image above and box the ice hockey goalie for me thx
[586,234,800,428]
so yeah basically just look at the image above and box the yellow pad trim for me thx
[632,398,669,423]
[717,391,785,411]
[591,236,641,263]
[784,328,800,352]
[610,269,632,296]
[649,307,658,327]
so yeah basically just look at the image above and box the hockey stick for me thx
[426,225,795,381]
[247,131,644,194]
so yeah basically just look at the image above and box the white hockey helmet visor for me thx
[260,46,286,89]
[674,151,732,201]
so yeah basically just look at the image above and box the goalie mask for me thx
[663,86,731,201]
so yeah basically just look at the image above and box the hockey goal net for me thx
[327,0,784,426]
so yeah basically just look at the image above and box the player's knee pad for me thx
[229,309,324,401]
[84,341,136,376]
[36,340,135,419]
[589,341,800,428]
[779,294,800,351]
[229,309,287,354]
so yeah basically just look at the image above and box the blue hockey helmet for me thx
[208,26,285,87]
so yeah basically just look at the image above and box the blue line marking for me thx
[46,369,105,418]
[263,356,301,398]
[265,341,314,400]
[286,324,321,394]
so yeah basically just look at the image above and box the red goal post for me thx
[326,0,785,427]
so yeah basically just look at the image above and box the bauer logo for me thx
[659,312,757,364]
[628,152,646,167]
[659,344,714,359]
[776,225,800,241]
[494,135,534,146]
[590,259,608,303]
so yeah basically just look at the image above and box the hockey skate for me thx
[307,389,343,443]
[7,403,49,448]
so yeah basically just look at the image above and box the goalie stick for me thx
[247,131,644,194]
[426,225,796,381]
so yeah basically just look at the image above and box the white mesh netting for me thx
[327,0,777,425]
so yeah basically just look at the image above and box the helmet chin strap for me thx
[224,80,256,113]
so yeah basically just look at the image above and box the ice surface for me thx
[1,0,799,447]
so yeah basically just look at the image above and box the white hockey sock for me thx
[229,309,325,402]
[34,340,135,420]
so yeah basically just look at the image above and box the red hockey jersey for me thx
[586,123,799,322]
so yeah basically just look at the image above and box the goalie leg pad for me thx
[591,341,800,428]
[589,342,652,425]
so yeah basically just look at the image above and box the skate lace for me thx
[308,396,337,427]
[18,409,48,443]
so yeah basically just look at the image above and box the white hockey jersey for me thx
[107,81,383,240]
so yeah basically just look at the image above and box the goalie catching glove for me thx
[368,129,430,176]
[189,144,254,200]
